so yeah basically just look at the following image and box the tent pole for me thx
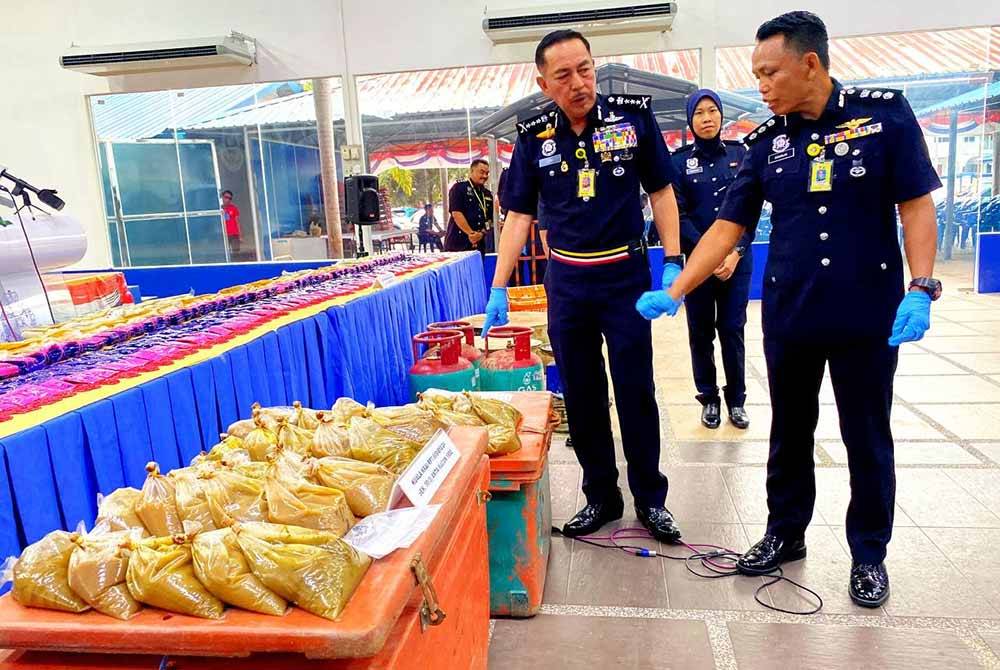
[313,77,344,258]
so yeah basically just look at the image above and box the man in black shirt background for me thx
[444,159,494,254]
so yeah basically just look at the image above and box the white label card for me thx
[390,429,460,508]
[375,272,400,289]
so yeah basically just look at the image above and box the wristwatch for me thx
[663,254,685,268]
[908,277,943,300]
[734,245,747,258]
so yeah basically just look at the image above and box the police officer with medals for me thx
[483,29,685,542]
[671,89,754,430]
[637,12,942,607]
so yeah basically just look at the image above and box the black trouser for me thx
[545,256,668,508]
[684,270,750,407]
[763,336,898,564]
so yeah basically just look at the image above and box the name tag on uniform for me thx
[577,169,597,198]
[539,154,561,168]
[809,159,833,192]
[592,123,638,153]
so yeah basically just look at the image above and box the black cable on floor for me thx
[552,526,823,616]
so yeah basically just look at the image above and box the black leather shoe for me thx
[701,402,721,429]
[635,506,682,544]
[728,406,750,429]
[561,491,624,537]
[850,562,890,608]
[736,534,807,575]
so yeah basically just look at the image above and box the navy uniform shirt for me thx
[503,93,678,253]
[718,81,941,341]
[671,139,754,262]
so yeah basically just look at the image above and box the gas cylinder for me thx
[428,320,482,389]
[408,330,477,401]
[479,326,545,392]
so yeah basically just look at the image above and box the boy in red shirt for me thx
[222,190,241,255]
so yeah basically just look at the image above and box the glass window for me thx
[88,79,346,267]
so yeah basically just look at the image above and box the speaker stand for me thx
[355,224,369,258]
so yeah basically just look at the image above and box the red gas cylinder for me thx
[479,326,545,392]
[428,320,482,369]
[409,330,477,401]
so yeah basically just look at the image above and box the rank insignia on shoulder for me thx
[536,126,555,139]
[517,110,557,136]
[845,88,900,102]
[744,116,785,146]
[607,94,651,110]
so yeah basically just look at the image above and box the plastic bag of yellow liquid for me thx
[174,469,220,533]
[347,416,422,474]
[6,530,90,613]
[226,417,257,439]
[204,467,268,527]
[367,405,444,445]
[486,423,522,456]
[275,417,314,456]
[264,458,355,536]
[311,412,352,458]
[244,415,279,462]
[424,404,485,428]
[465,392,523,430]
[226,460,269,480]
[136,462,184,538]
[93,487,148,536]
[198,434,250,465]
[235,524,371,621]
[191,528,286,616]
[67,530,142,620]
[308,457,395,517]
[292,401,321,431]
[125,535,224,619]
[329,397,367,425]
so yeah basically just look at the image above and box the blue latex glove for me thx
[636,290,683,320]
[888,291,932,346]
[482,287,509,335]
[661,262,683,291]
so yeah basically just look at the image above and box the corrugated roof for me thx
[187,90,335,130]
[916,80,1000,116]
[717,26,1000,92]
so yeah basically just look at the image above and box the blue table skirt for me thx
[0,254,486,558]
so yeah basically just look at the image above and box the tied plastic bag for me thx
[244,414,279,462]
[309,457,395,518]
[329,397,367,426]
[486,423,522,456]
[204,467,268,527]
[136,462,184,538]
[191,527,286,616]
[311,412,352,458]
[6,530,90,612]
[226,417,257,439]
[174,469,220,533]
[423,404,485,428]
[125,535,224,619]
[347,416,422,474]
[199,434,250,466]
[93,487,148,536]
[292,401,321,431]
[275,417,314,456]
[67,530,142,620]
[265,457,355,536]
[465,392,523,430]
[235,523,371,621]
[367,405,445,445]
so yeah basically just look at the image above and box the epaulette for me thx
[516,108,558,137]
[673,144,695,154]
[744,116,786,146]
[843,86,903,103]
[605,94,652,111]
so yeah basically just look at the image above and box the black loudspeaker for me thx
[345,174,380,225]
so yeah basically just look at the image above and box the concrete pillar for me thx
[312,77,344,259]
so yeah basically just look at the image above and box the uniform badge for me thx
[806,143,823,157]
[575,147,587,161]
[883,92,895,100]
[560,161,569,173]
[834,142,850,157]
[538,154,561,168]
[613,166,625,177]
[808,160,833,192]
[771,134,790,154]
[824,122,882,146]
[620,149,634,161]
[605,111,624,123]
[536,125,555,140]
[541,139,557,157]
[686,157,699,170]
[685,157,703,175]
[836,117,872,131]
[592,123,638,153]
[850,160,867,178]
[601,151,613,163]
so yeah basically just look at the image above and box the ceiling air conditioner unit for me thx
[483,1,676,45]
[60,32,256,76]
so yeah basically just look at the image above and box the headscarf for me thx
[686,88,724,150]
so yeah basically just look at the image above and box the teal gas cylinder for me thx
[408,330,477,401]
[428,320,481,390]
[479,326,545,392]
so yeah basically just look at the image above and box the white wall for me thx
[2,0,998,268]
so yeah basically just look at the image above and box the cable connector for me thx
[634,548,658,558]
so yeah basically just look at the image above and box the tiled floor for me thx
[490,257,1000,669]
